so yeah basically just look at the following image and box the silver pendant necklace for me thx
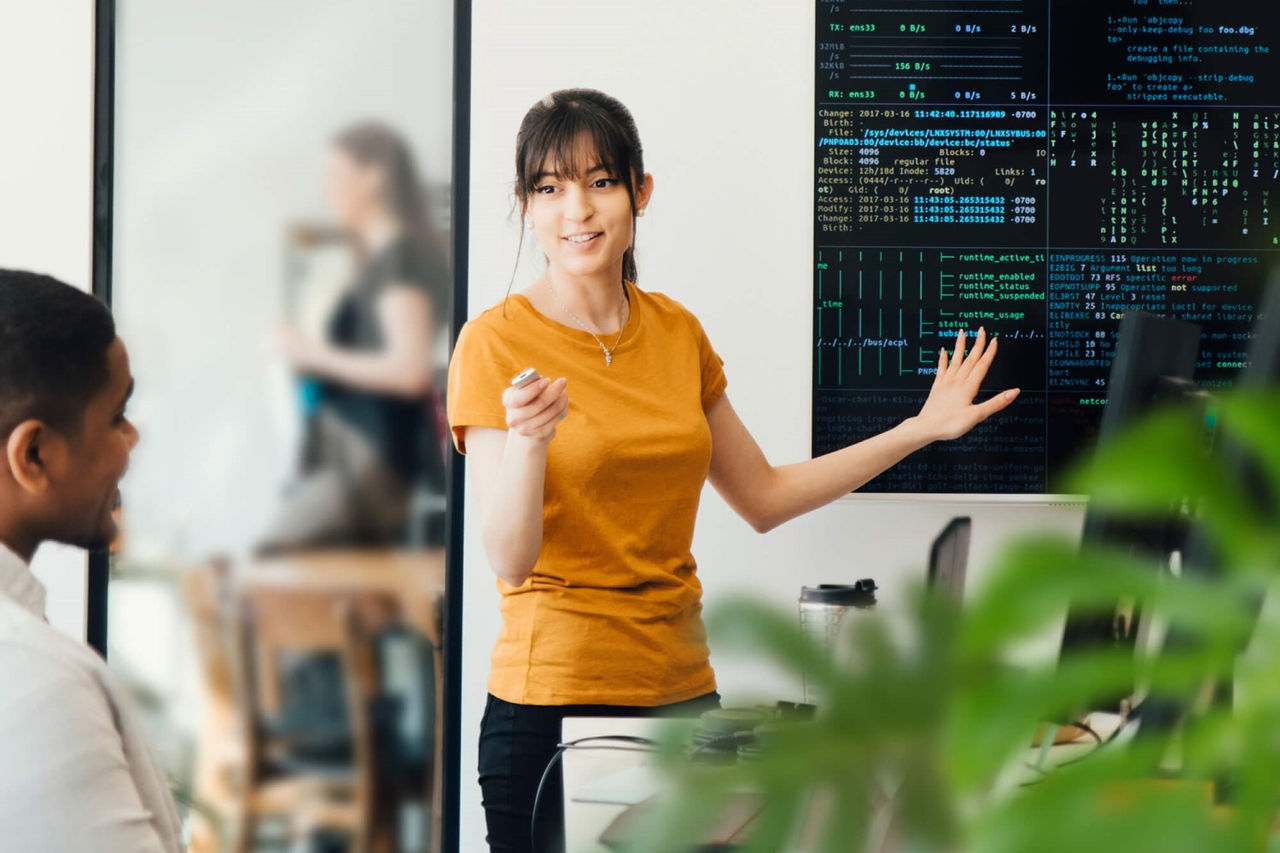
[546,279,629,365]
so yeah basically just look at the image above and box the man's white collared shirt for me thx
[0,543,182,852]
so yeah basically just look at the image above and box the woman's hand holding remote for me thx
[503,373,569,445]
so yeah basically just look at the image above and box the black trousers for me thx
[478,691,721,853]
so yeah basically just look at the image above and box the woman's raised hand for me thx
[913,328,1019,442]
[503,376,569,444]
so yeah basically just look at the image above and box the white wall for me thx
[464,1,1086,847]
[0,2,96,639]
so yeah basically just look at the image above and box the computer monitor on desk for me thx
[1058,310,1203,716]
[1060,278,1280,730]
[928,517,971,602]
[1140,276,1280,740]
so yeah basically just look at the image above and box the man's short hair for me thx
[0,270,116,439]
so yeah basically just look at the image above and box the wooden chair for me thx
[231,585,399,853]
[241,549,448,851]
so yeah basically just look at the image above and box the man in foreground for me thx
[0,269,181,851]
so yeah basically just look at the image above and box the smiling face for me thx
[46,337,138,549]
[524,134,652,283]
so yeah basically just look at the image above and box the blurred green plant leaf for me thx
[633,390,1280,852]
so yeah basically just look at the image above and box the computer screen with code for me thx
[813,0,1278,493]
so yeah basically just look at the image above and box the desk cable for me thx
[531,735,659,850]
[529,731,752,850]
[1022,716,1136,785]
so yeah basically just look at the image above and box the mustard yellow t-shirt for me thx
[447,284,727,706]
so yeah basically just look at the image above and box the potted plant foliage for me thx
[633,391,1280,853]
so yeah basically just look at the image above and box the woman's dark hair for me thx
[513,89,646,284]
[0,270,116,439]
[332,121,450,293]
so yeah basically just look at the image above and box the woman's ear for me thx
[635,173,655,215]
[5,420,52,495]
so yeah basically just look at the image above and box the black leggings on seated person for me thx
[477,690,721,853]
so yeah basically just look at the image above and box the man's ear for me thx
[5,420,56,495]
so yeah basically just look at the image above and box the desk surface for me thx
[240,548,446,642]
[243,547,446,587]
[562,717,664,853]
[562,712,1132,852]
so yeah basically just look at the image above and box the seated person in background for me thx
[264,121,449,552]
[0,270,180,852]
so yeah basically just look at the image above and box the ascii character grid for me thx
[813,0,1279,493]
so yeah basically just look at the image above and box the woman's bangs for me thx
[521,109,634,194]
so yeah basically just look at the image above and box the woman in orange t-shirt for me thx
[447,89,1019,853]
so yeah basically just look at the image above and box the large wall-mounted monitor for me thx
[812,0,1279,493]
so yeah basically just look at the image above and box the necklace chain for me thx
[546,279,629,366]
